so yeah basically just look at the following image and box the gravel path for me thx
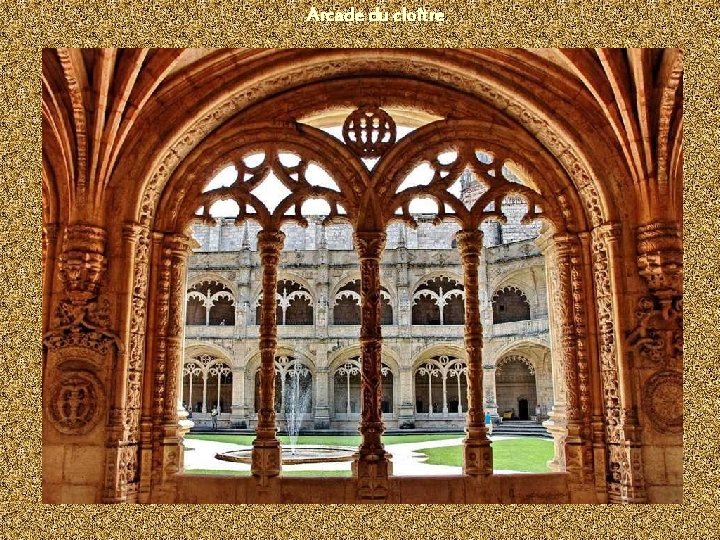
[183,435,529,475]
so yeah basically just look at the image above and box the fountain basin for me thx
[215,446,356,465]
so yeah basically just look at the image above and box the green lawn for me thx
[418,438,553,472]
[184,469,352,477]
[185,433,463,446]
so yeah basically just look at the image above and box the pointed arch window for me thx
[333,279,393,325]
[255,279,314,325]
[411,277,464,325]
[186,281,236,326]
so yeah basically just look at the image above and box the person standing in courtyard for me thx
[211,406,218,431]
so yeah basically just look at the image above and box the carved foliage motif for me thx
[591,229,622,443]
[44,224,121,356]
[630,222,683,436]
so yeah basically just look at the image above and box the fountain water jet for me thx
[215,356,355,465]
[283,356,311,455]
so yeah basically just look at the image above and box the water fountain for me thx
[283,357,311,455]
[215,357,355,465]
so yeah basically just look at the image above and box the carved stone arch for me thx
[370,118,580,232]
[492,285,531,324]
[409,270,465,296]
[277,271,317,299]
[330,270,397,305]
[186,272,238,298]
[252,276,315,326]
[331,274,394,326]
[328,344,400,380]
[184,342,234,367]
[490,338,552,363]
[496,354,537,376]
[244,343,318,375]
[155,122,369,233]
[411,274,465,326]
[490,266,542,307]
[117,51,628,236]
[410,343,467,371]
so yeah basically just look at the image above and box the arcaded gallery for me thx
[42,48,683,503]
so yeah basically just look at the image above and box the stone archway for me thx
[42,48,684,504]
[496,356,537,421]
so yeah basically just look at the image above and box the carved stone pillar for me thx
[102,222,148,503]
[551,233,594,489]
[43,223,116,504]
[455,230,492,476]
[592,224,647,503]
[314,366,331,429]
[352,231,391,499]
[251,230,285,484]
[537,230,567,473]
[149,233,192,502]
[482,365,498,418]
[231,366,246,426]
[398,366,415,429]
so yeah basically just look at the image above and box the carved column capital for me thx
[162,232,193,259]
[58,223,107,305]
[122,221,147,244]
[258,230,286,254]
[353,231,387,259]
[636,221,683,299]
[455,230,483,261]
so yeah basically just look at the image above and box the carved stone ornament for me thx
[342,106,397,158]
[47,370,104,435]
[642,370,683,434]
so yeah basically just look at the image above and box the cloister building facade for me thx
[42,48,683,504]
[182,198,553,431]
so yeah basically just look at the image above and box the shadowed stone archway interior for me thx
[42,48,683,504]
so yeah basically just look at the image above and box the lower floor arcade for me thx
[182,339,554,431]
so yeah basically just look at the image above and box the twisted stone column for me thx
[352,231,391,499]
[455,230,492,476]
[251,230,285,483]
[551,233,596,492]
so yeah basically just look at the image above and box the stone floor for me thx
[183,435,528,476]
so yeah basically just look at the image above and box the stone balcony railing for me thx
[184,318,549,341]
[486,318,549,337]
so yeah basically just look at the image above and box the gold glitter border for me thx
[6,0,716,536]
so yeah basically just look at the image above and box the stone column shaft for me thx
[251,230,285,482]
[456,230,492,476]
[352,231,391,499]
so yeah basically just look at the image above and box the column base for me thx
[313,406,331,429]
[352,452,393,500]
[398,403,416,429]
[463,438,492,476]
[251,438,281,486]
[544,406,567,472]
